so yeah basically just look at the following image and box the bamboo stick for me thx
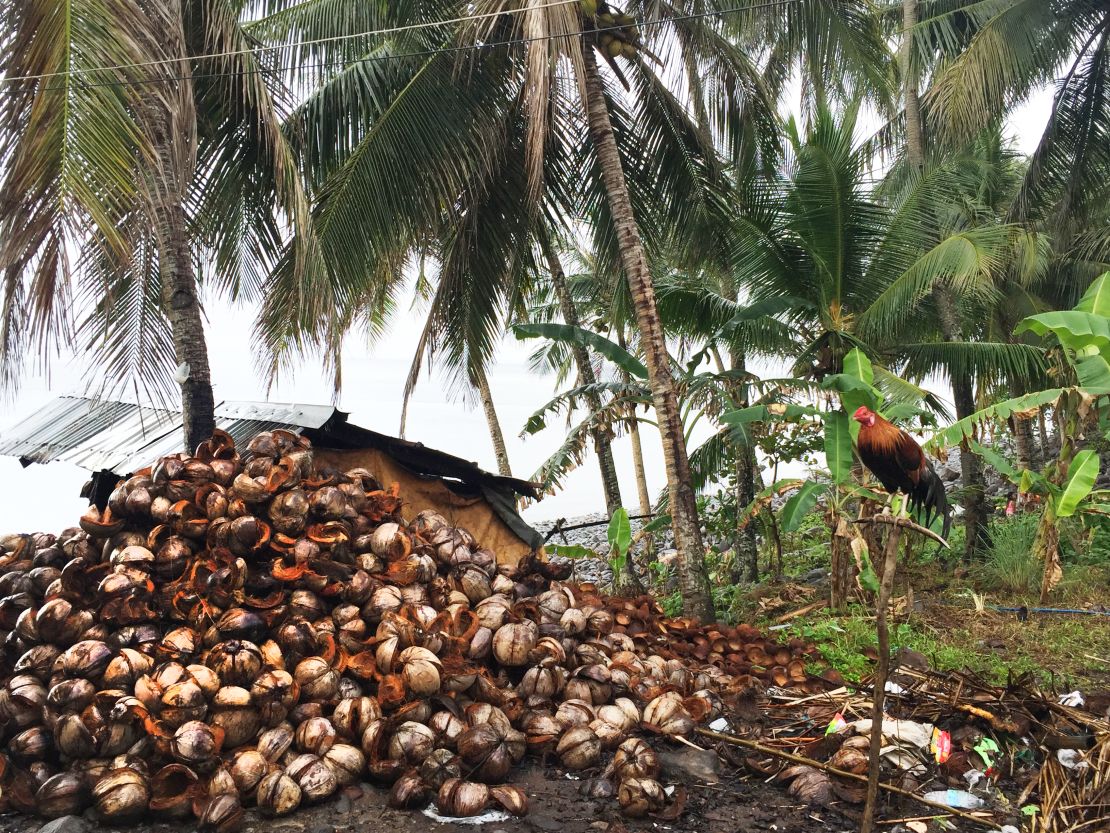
[862,516,904,833]
[852,515,949,548]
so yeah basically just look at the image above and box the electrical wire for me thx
[1,0,583,84]
[5,1,793,93]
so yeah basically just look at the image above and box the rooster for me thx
[851,405,951,538]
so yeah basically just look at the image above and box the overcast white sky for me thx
[0,89,1055,535]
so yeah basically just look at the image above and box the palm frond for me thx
[897,339,1046,388]
[0,0,148,389]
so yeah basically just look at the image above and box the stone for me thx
[895,647,929,670]
[37,818,92,833]
[804,567,829,585]
[659,747,721,784]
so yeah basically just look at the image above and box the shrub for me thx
[981,514,1040,595]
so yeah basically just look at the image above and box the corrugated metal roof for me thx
[0,396,336,474]
[0,395,543,547]
[210,401,336,428]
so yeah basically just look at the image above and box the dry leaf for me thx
[654,785,687,820]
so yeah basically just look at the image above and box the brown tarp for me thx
[312,448,533,567]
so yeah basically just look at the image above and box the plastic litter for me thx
[921,789,986,809]
[852,718,933,748]
[963,769,985,788]
[1059,690,1085,708]
[825,712,848,735]
[708,717,730,732]
[880,745,927,776]
[931,727,952,763]
[1057,748,1090,770]
[974,737,1000,770]
[884,680,906,694]
[422,804,512,825]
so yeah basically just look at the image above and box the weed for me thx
[980,514,1040,594]
[661,590,682,618]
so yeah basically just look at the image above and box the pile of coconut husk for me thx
[0,429,820,830]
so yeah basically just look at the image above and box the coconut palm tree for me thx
[0,0,324,450]
[254,0,895,621]
[888,0,1110,554]
[919,0,1110,226]
[717,103,1049,572]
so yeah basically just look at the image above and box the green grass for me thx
[778,597,1110,689]
[783,611,972,682]
[654,506,1110,688]
[979,514,1041,594]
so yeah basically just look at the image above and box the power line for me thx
[2,0,582,84]
[9,1,792,93]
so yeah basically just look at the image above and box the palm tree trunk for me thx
[935,289,988,558]
[728,348,760,583]
[1010,380,1038,470]
[902,0,986,558]
[611,328,646,592]
[160,201,216,453]
[900,0,925,173]
[539,235,623,514]
[628,414,655,562]
[146,0,214,453]
[579,45,713,621]
[474,365,512,477]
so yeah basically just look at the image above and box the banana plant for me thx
[545,507,666,592]
[723,348,929,608]
[927,273,1110,601]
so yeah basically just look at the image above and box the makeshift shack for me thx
[0,396,543,565]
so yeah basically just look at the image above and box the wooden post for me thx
[860,519,905,833]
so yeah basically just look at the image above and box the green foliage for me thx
[823,411,853,483]
[548,543,598,561]
[641,515,672,535]
[1058,450,1100,518]
[1017,311,1110,357]
[513,323,648,379]
[780,482,827,532]
[606,508,633,573]
[843,346,873,386]
[1077,275,1110,316]
[854,544,880,595]
[981,515,1041,595]
[1061,515,1110,567]
[927,389,1068,450]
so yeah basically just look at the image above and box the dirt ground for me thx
[0,746,1008,833]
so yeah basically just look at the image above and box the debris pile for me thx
[703,663,1110,830]
[0,429,817,828]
